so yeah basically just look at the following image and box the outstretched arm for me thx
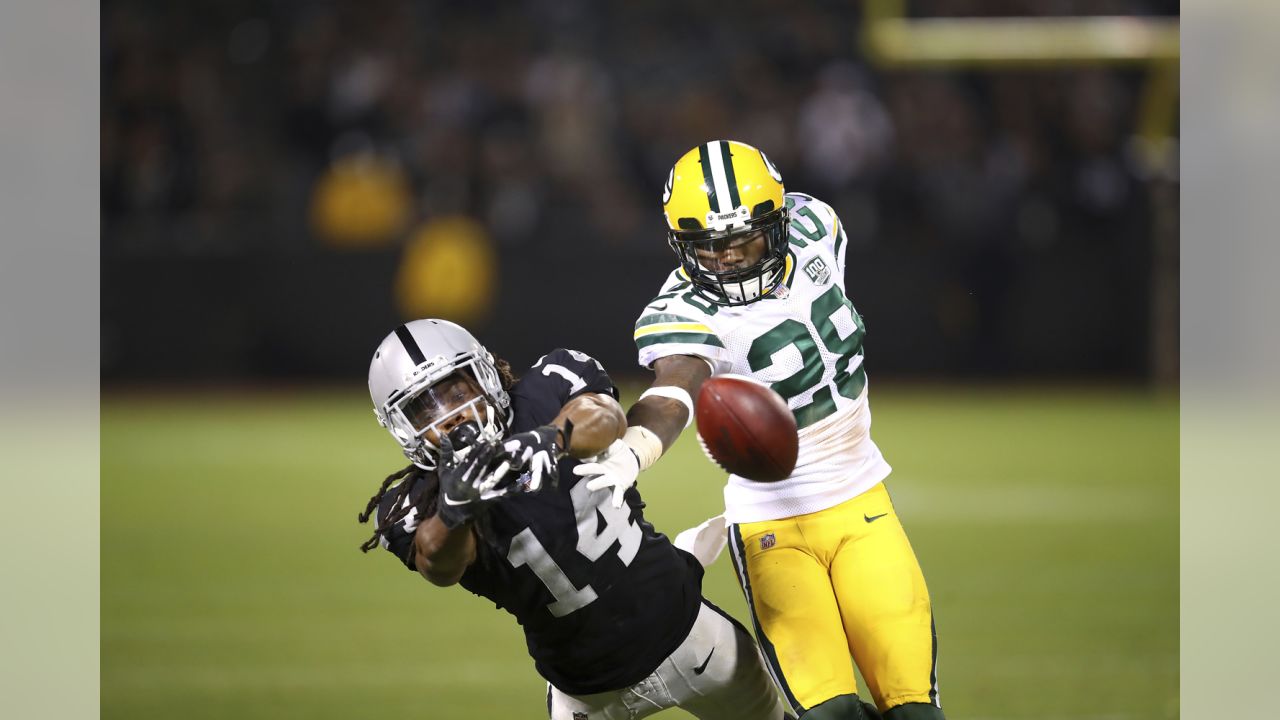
[498,391,628,494]
[412,436,506,587]
[412,517,476,587]
[574,354,712,506]
[408,389,626,588]
[627,354,713,450]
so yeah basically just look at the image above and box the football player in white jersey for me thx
[576,141,945,720]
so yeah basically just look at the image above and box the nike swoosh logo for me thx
[693,646,715,675]
[650,303,668,311]
[442,495,471,506]
[864,513,888,523]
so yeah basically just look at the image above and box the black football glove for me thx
[435,428,513,529]
[499,420,573,493]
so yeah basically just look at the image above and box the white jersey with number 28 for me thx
[634,192,891,523]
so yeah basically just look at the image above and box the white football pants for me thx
[546,600,785,720]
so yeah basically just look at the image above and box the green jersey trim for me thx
[635,331,726,350]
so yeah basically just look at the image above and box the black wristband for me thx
[557,419,575,455]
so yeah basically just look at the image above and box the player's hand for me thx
[497,422,572,493]
[574,438,640,508]
[436,431,511,529]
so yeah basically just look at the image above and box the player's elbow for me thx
[421,565,465,587]
[581,394,627,440]
[412,524,473,587]
[416,552,466,587]
[561,393,626,457]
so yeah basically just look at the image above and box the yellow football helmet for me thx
[662,139,789,305]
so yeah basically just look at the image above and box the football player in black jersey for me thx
[357,319,787,720]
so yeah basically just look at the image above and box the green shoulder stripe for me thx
[635,332,726,350]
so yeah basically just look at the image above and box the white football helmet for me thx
[368,319,511,469]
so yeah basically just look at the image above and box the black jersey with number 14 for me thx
[376,348,704,695]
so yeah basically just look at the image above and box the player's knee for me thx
[799,693,880,720]
[882,702,945,720]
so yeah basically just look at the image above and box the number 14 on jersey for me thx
[505,481,642,617]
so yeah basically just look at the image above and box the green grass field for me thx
[102,385,1177,719]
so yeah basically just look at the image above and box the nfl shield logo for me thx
[760,533,776,550]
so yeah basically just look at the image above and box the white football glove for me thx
[574,438,641,508]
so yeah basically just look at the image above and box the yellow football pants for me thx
[727,483,940,715]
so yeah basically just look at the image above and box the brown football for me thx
[695,375,798,482]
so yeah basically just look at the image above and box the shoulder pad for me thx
[784,192,847,272]
[527,348,618,401]
[651,269,689,298]
[634,297,726,362]
[634,273,732,369]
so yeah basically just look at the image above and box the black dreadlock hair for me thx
[494,357,517,394]
[357,464,436,553]
[357,355,519,554]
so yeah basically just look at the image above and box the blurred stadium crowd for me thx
[102,0,1178,382]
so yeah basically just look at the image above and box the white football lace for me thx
[696,432,728,473]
